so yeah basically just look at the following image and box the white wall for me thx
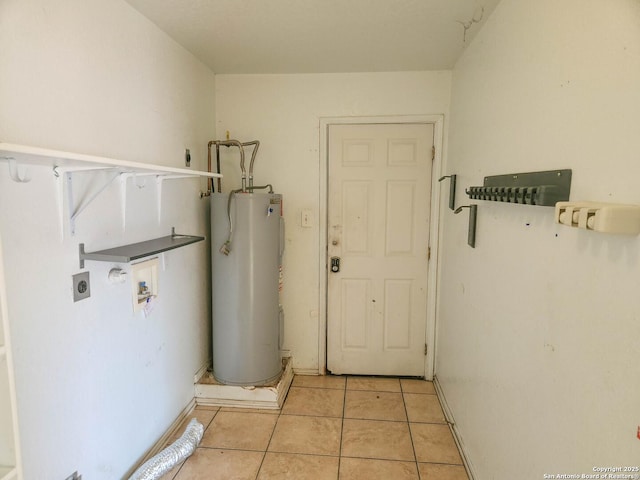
[439,0,640,477]
[215,72,451,372]
[0,0,215,478]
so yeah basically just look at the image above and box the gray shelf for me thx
[79,229,204,268]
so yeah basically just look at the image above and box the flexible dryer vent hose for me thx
[129,418,204,480]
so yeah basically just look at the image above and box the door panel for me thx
[341,278,371,349]
[383,279,413,349]
[385,181,416,255]
[342,181,372,255]
[327,123,433,376]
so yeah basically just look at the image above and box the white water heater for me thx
[210,192,283,386]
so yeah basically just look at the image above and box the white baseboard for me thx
[433,375,476,480]
[292,367,321,376]
[124,397,197,478]
[193,360,211,384]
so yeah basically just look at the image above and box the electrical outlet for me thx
[72,272,91,302]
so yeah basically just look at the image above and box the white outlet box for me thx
[131,258,158,312]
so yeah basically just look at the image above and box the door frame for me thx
[318,114,445,380]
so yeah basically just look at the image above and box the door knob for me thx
[330,257,340,273]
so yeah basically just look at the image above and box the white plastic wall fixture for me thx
[131,258,159,312]
[555,201,640,235]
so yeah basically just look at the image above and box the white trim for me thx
[318,114,445,378]
[123,397,197,478]
[193,360,211,384]
[433,375,476,480]
[292,367,322,376]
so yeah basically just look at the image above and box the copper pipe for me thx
[215,143,221,192]
[206,140,215,194]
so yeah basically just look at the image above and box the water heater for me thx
[210,192,283,386]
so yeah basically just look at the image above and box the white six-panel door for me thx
[327,123,434,376]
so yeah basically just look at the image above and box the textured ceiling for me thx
[125,0,501,74]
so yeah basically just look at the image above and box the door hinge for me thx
[427,246,431,260]
[431,145,435,161]
[424,343,428,355]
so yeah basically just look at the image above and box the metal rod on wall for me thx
[454,204,477,248]
[438,174,457,210]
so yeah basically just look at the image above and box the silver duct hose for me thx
[129,418,204,480]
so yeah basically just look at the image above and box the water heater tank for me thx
[210,192,283,386]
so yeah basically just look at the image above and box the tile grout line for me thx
[400,380,423,480]
[337,375,348,480]
[171,406,222,480]
[254,385,288,480]
[178,377,463,479]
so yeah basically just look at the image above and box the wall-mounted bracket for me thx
[0,142,223,237]
[438,174,457,210]
[156,175,194,224]
[465,169,571,206]
[555,201,640,235]
[454,204,477,248]
[66,168,121,236]
[7,158,31,183]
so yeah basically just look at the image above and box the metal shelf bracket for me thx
[454,204,477,248]
[438,174,457,210]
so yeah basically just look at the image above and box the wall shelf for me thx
[79,228,204,268]
[0,143,222,179]
[0,143,222,236]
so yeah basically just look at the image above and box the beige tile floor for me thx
[162,375,468,480]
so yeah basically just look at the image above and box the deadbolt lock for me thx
[330,257,340,273]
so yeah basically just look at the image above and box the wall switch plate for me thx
[72,272,91,302]
[301,209,313,228]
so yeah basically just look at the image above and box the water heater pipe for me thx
[215,143,222,193]
[241,140,260,188]
[128,418,204,480]
[205,139,260,194]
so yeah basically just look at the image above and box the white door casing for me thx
[326,122,434,376]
